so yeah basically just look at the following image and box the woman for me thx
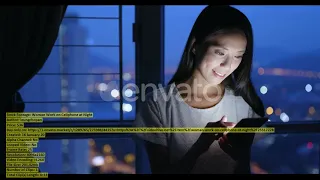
[133,5,266,174]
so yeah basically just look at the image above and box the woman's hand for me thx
[193,116,235,154]
[218,134,239,160]
[218,118,254,161]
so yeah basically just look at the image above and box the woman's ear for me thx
[190,37,196,54]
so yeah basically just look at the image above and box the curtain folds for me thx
[1,6,67,112]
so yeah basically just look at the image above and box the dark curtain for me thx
[1,6,67,112]
[1,6,67,175]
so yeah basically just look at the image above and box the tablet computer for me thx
[226,117,268,146]
[233,117,268,128]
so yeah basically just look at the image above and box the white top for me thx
[133,83,261,174]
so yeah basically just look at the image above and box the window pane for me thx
[164,5,320,122]
[122,5,135,120]
[34,138,136,174]
[251,133,319,174]
[20,74,123,102]
[42,47,119,74]
[65,5,119,18]
[22,102,121,120]
[19,6,136,120]
[32,135,319,174]
[56,19,119,46]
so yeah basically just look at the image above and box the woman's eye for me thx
[235,56,243,59]
[215,51,224,56]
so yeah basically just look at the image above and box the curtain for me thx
[1,6,67,112]
[1,6,67,175]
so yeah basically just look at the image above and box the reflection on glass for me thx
[19,5,136,120]
[88,138,135,174]
[21,74,121,102]
[251,133,320,174]
[23,103,120,120]
[35,138,136,174]
[57,19,119,46]
[43,47,120,74]
[36,134,319,174]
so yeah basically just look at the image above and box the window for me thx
[165,5,320,123]
[20,5,136,121]
[18,5,141,174]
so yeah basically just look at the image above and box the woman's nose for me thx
[219,57,232,71]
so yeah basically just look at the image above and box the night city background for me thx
[19,5,319,174]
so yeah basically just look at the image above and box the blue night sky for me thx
[66,5,320,72]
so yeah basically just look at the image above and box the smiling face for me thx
[193,31,247,86]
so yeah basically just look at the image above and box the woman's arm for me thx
[134,94,231,174]
[137,118,231,174]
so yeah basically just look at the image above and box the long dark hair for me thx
[168,5,265,117]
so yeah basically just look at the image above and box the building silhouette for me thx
[20,13,91,174]
[59,13,90,174]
